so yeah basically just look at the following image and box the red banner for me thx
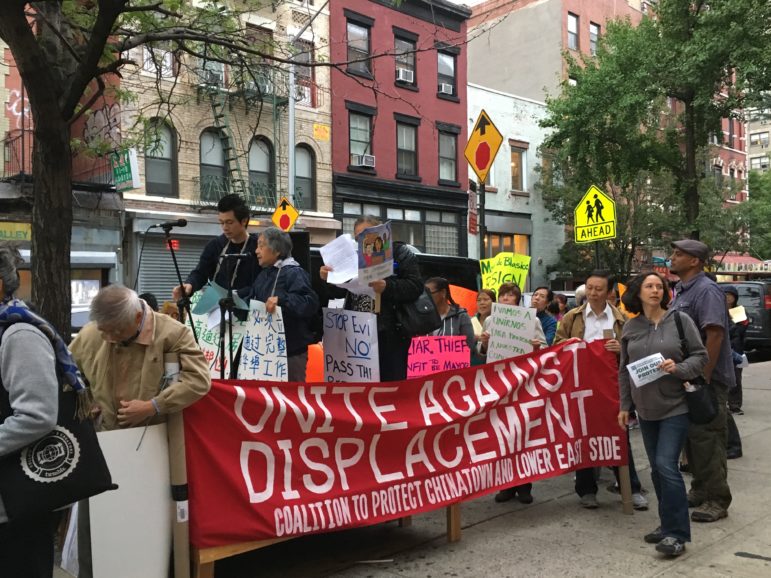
[184,340,626,548]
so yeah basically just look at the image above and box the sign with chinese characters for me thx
[239,300,288,381]
[189,291,247,379]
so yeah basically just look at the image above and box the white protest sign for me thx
[486,303,537,361]
[627,352,666,388]
[322,308,380,382]
[240,300,288,381]
[189,290,247,378]
[90,425,172,578]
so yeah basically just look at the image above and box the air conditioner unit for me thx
[198,69,223,86]
[438,83,454,95]
[351,154,376,168]
[396,68,414,83]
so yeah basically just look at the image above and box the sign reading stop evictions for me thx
[464,110,503,183]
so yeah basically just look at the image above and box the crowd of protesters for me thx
[0,206,749,576]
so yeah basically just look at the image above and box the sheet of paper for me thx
[191,282,225,315]
[328,298,346,309]
[339,277,376,298]
[320,234,359,284]
[627,352,666,388]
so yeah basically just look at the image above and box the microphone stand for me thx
[217,255,237,380]
[164,224,198,342]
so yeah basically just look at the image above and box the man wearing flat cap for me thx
[668,239,735,523]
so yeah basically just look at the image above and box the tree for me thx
[538,0,770,275]
[743,170,771,260]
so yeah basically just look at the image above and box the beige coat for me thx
[554,302,626,344]
[70,310,210,431]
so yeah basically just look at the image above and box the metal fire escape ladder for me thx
[210,90,248,199]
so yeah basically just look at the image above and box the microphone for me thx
[150,219,188,229]
[219,254,252,259]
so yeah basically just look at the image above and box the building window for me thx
[510,146,526,191]
[589,22,600,55]
[145,121,177,197]
[484,233,530,260]
[200,129,227,201]
[396,123,417,176]
[143,44,174,78]
[728,118,735,148]
[294,40,315,106]
[437,52,456,96]
[749,156,769,171]
[248,137,274,206]
[197,59,224,86]
[750,132,769,147]
[438,132,457,182]
[295,145,315,210]
[395,37,416,85]
[567,13,579,51]
[347,21,371,76]
[349,112,372,164]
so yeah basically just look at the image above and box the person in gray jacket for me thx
[0,243,60,577]
[424,277,475,351]
[618,272,708,558]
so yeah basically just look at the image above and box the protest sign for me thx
[479,253,531,294]
[322,308,379,382]
[357,221,393,284]
[239,300,288,381]
[184,340,627,547]
[190,291,247,378]
[486,303,537,361]
[407,336,470,378]
[626,353,666,388]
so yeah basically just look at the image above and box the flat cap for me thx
[671,239,709,262]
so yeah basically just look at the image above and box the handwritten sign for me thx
[356,221,393,284]
[486,302,537,361]
[189,291,247,378]
[480,252,531,294]
[626,352,666,388]
[322,308,379,382]
[407,336,470,378]
[239,301,288,381]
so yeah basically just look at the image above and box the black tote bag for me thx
[673,311,718,425]
[395,287,442,339]
[0,386,117,521]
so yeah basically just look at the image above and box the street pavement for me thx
[56,360,771,578]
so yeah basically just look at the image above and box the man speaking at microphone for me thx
[172,194,259,300]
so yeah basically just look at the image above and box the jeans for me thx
[639,413,691,542]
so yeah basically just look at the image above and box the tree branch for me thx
[68,75,106,126]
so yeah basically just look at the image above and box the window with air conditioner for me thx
[197,60,224,86]
[395,36,416,85]
[349,112,373,169]
[437,52,456,96]
[294,39,315,106]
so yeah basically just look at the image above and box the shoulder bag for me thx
[395,287,442,339]
[673,311,718,425]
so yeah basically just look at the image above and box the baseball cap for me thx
[671,239,709,262]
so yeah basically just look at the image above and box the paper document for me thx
[627,352,666,388]
[320,234,359,284]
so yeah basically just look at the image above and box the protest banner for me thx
[479,253,531,295]
[357,221,394,284]
[189,291,247,379]
[486,303,538,361]
[239,300,288,381]
[184,340,627,548]
[407,336,470,378]
[322,308,380,382]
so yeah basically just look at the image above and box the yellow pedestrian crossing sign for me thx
[574,185,616,243]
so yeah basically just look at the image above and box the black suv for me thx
[720,281,771,353]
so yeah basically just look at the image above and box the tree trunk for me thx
[31,120,73,338]
[683,100,700,239]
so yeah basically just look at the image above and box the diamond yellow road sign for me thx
[573,185,617,243]
[272,196,299,232]
[464,110,503,183]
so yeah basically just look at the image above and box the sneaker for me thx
[516,487,534,504]
[691,501,728,523]
[729,406,744,415]
[494,488,516,503]
[632,492,649,511]
[579,494,599,509]
[687,491,705,508]
[644,527,664,544]
[727,450,743,460]
[655,537,686,556]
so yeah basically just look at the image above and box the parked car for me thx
[720,281,771,353]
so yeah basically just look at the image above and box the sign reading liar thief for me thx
[479,252,531,296]
[322,308,380,382]
[184,340,627,546]
[574,185,617,243]
[486,303,538,361]
[239,300,288,381]
[407,336,470,378]
[189,291,246,379]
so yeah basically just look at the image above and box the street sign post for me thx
[573,185,616,244]
[271,196,299,232]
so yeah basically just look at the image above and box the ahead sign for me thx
[464,110,503,182]
[573,185,616,243]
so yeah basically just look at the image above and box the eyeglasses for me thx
[425,288,442,295]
